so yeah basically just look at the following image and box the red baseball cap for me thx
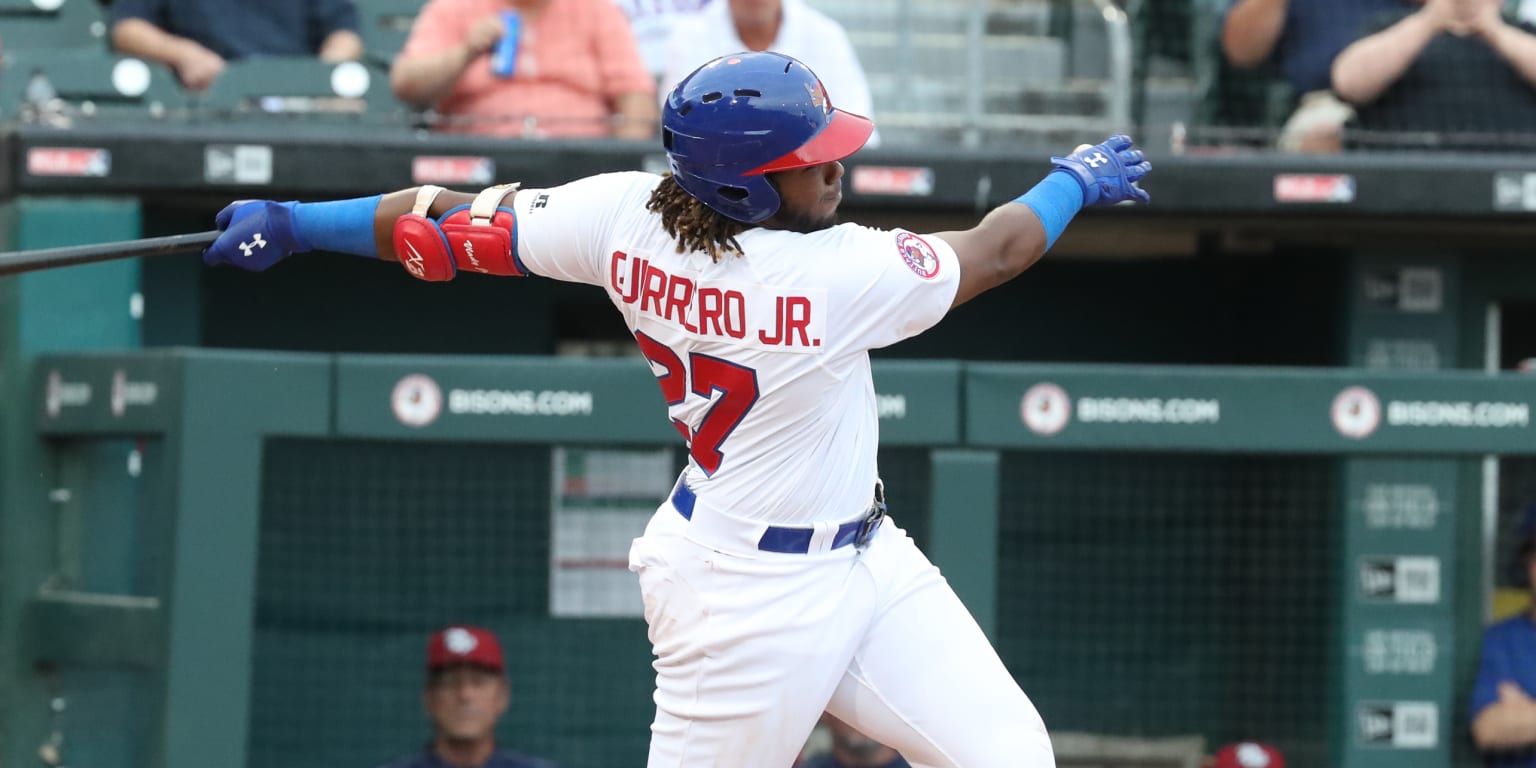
[426,625,504,674]
[1213,742,1285,768]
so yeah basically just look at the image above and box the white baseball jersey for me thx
[510,171,959,525]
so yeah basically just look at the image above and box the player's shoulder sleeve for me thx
[511,171,661,287]
[816,224,959,352]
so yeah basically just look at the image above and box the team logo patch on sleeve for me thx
[895,232,940,279]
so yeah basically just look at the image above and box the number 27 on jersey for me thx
[636,331,759,475]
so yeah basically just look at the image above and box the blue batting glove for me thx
[1049,134,1152,206]
[202,200,312,271]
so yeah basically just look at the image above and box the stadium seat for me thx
[356,0,424,67]
[0,49,186,123]
[0,0,108,51]
[192,57,410,130]
[823,1,1131,148]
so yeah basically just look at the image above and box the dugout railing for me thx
[3,349,1533,768]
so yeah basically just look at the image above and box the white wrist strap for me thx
[411,184,447,216]
[469,183,521,225]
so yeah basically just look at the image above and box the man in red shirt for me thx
[391,0,656,139]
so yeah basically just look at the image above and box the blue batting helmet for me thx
[661,52,875,223]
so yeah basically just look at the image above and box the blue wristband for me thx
[1012,171,1085,251]
[291,195,384,258]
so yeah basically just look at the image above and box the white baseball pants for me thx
[628,504,1055,768]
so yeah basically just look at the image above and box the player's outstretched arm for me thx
[201,185,520,280]
[936,135,1150,309]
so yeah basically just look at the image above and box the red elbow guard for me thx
[439,183,524,277]
[392,185,456,281]
[390,183,524,282]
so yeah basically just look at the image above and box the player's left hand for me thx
[1050,134,1151,207]
[203,200,311,271]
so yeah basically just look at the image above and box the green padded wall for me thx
[995,451,1339,766]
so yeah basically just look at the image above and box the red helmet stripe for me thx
[746,109,874,175]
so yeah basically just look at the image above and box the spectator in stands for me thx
[390,0,657,140]
[613,0,712,84]
[109,0,364,92]
[378,625,556,768]
[1331,0,1536,151]
[1206,742,1285,768]
[658,0,878,146]
[1220,0,1400,152]
[800,713,910,768]
[1469,504,1536,765]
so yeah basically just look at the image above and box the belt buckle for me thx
[855,483,886,549]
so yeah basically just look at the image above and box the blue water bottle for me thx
[491,10,521,78]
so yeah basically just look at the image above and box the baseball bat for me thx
[0,230,221,277]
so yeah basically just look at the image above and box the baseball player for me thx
[202,52,1151,768]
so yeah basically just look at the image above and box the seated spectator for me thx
[1220,0,1400,152]
[613,0,712,84]
[110,0,363,92]
[1331,0,1536,151]
[800,713,909,768]
[1469,505,1536,765]
[1206,741,1285,768]
[658,0,878,145]
[377,625,556,768]
[390,0,657,139]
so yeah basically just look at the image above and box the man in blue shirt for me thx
[1331,0,1536,152]
[1470,506,1536,767]
[109,0,363,91]
[377,626,556,768]
[1220,0,1400,151]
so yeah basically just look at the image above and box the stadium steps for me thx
[869,75,1109,118]
[1141,76,1200,153]
[848,30,1065,86]
[817,0,1129,147]
[812,0,1052,37]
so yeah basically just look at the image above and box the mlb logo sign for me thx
[850,166,934,197]
[27,147,111,177]
[412,155,495,186]
[1274,173,1356,204]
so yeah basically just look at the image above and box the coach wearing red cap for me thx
[1208,742,1284,768]
[376,625,556,768]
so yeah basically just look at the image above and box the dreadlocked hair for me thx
[647,174,749,262]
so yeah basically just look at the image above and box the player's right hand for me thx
[202,200,310,271]
[1050,134,1152,206]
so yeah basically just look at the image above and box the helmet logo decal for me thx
[804,81,830,116]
